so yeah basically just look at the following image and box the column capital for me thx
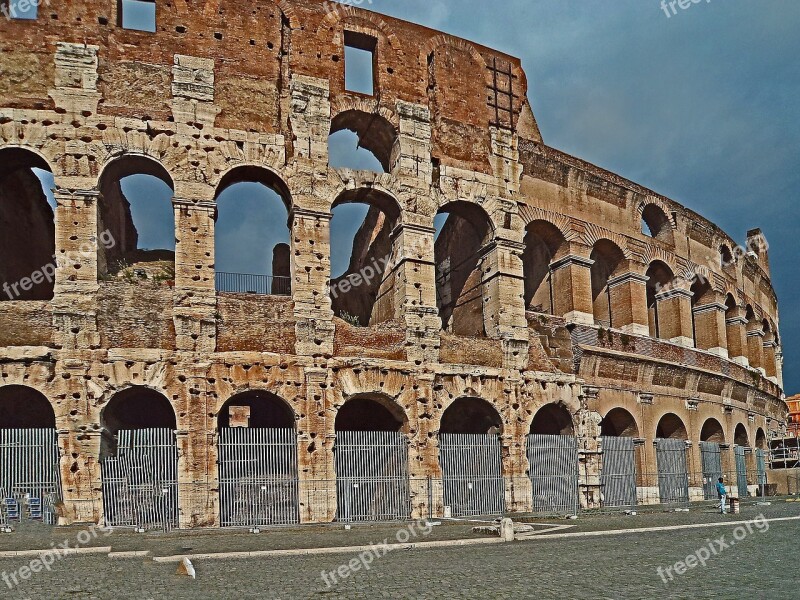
[173,198,216,211]
[550,254,595,272]
[290,207,332,221]
[692,302,727,315]
[607,272,649,288]
[655,287,693,301]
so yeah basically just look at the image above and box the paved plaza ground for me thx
[1,500,798,599]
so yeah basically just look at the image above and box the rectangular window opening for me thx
[344,31,377,96]
[119,0,156,32]
[4,0,39,20]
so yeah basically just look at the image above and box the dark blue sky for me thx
[50,1,797,394]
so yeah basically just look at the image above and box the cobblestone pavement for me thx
[1,502,798,599]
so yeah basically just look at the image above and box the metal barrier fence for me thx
[600,436,637,508]
[215,272,291,296]
[0,429,62,525]
[218,427,299,527]
[527,434,580,515]
[439,433,504,517]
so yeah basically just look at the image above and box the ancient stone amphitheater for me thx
[0,0,786,529]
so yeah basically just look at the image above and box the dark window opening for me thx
[335,395,405,433]
[100,386,176,459]
[700,419,725,444]
[530,403,574,436]
[329,110,398,173]
[600,408,639,438]
[344,31,376,96]
[119,0,156,32]
[656,413,688,440]
[218,391,295,430]
[0,385,56,429]
[440,397,502,435]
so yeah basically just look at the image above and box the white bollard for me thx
[177,557,196,579]
[500,518,515,542]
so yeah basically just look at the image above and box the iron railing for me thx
[215,272,291,296]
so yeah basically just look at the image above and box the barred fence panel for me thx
[218,428,299,527]
[527,434,579,515]
[734,446,749,498]
[756,449,767,489]
[0,429,61,524]
[700,442,724,500]
[600,436,637,508]
[655,439,689,505]
[101,429,179,531]
[439,434,505,517]
[334,431,410,523]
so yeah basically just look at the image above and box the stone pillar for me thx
[389,222,441,364]
[483,237,529,370]
[607,271,650,336]
[725,307,749,367]
[297,368,336,523]
[291,207,335,357]
[52,189,100,350]
[407,374,438,520]
[654,287,694,347]
[550,246,594,326]
[692,300,729,357]
[577,388,602,509]
[746,323,765,375]
[396,101,432,184]
[173,200,217,353]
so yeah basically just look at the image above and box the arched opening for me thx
[99,386,179,529]
[720,244,734,270]
[745,305,763,371]
[214,167,292,296]
[335,394,406,433]
[700,419,725,443]
[590,240,625,328]
[440,397,502,435]
[600,408,639,437]
[97,156,175,283]
[530,403,574,436]
[439,397,504,516]
[641,204,674,244]
[646,261,675,339]
[217,391,295,429]
[334,394,410,522]
[755,428,767,450]
[330,189,401,326]
[0,385,56,429]
[217,391,300,527]
[734,423,750,448]
[656,413,688,440]
[0,385,61,523]
[522,220,566,314]
[690,277,713,348]
[435,201,494,337]
[329,110,399,174]
[0,148,55,301]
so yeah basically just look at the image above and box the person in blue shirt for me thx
[716,477,727,514]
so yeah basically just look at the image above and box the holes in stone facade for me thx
[329,110,398,173]
[335,394,405,433]
[435,201,493,337]
[344,31,377,96]
[530,403,574,436]
[214,167,292,296]
[97,155,175,284]
[0,148,55,301]
[440,397,502,435]
[119,0,156,32]
[0,385,55,429]
[601,407,639,438]
[522,220,566,314]
[217,391,295,429]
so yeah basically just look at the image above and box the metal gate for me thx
[655,439,689,505]
[700,441,723,500]
[218,428,299,527]
[439,433,504,517]
[734,446,749,499]
[600,436,637,507]
[101,429,179,530]
[334,431,410,522]
[0,429,61,524]
[527,434,579,515]
[756,449,767,492]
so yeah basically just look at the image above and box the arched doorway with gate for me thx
[527,403,579,515]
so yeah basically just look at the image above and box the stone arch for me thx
[646,260,675,339]
[590,239,626,328]
[690,276,714,348]
[440,397,502,435]
[0,385,56,429]
[700,418,725,444]
[639,201,675,244]
[435,200,495,336]
[214,165,292,295]
[330,109,400,174]
[755,427,767,450]
[530,403,574,436]
[734,423,750,447]
[97,154,175,280]
[335,393,408,433]
[0,146,56,301]
[522,219,567,313]
[600,407,639,438]
[217,390,296,429]
[655,413,688,440]
[99,385,176,459]
[719,243,735,270]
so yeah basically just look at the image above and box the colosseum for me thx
[0,0,787,529]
